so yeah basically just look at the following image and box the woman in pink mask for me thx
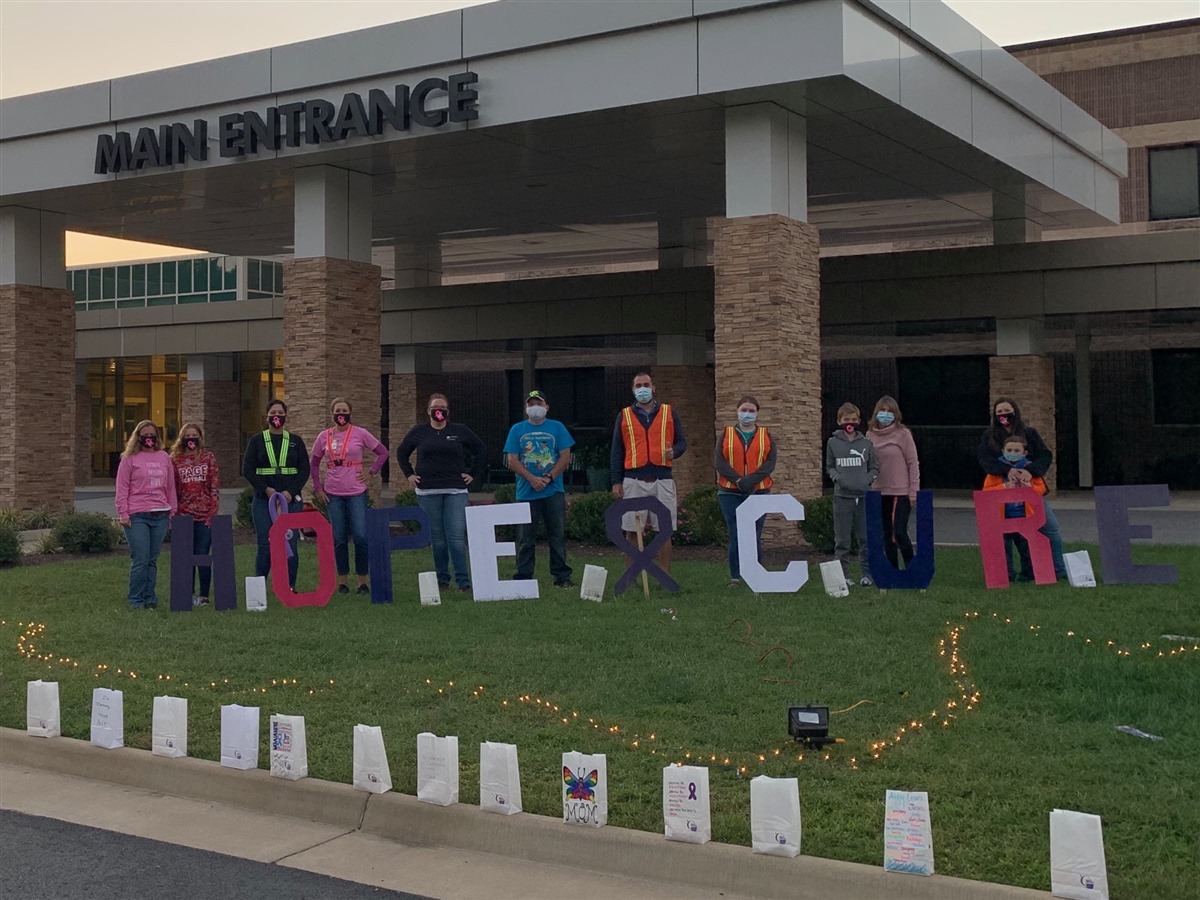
[115,420,177,609]
[241,399,310,590]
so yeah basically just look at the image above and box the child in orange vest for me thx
[982,435,1046,582]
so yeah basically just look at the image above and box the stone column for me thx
[0,207,73,511]
[182,354,242,486]
[652,334,714,497]
[991,317,1056,493]
[284,166,382,500]
[75,363,92,486]
[388,347,442,486]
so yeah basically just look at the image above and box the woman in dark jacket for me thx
[242,399,310,589]
[977,397,1066,579]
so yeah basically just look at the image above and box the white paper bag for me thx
[353,724,392,794]
[419,571,442,606]
[152,695,188,758]
[270,714,308,780]
[245,576,267,611]
[562,751,607,828]
[883,789,934,875]
[220,704,260,769]
[663,765,711,844]
[751,775,802,857]
[417,732,459,806]
[820,560,850,598]
[480,741,522,815]
[26,680,60,738]
[1050,809,1109,899]
[90,687,124,749]
[1064,551,1097,588]
[580,565,607,602]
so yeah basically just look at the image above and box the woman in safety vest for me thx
[712,395,778,587]
[241,399,310,589]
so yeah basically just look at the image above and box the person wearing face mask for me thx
[866,396,920,571]
[713,395,777,587]
[609,372,687,574]
[982,434,1046,583]
[310,397,389,596]
[395,393,487,592]
[825,402,880,587]
[242,399,311,590]
[978,396,1066,580]
[502,390,576,588]
[170,423,220,607]
[115,420,178,609]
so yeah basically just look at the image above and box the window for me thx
[116,266,130,299]
[1149,145,1200,220]
[193,258,208,292]
[146,262,161,296]
[131,264,146,297]
[177,260,192,293]
[1153,348,1200,424]
[896,356,990,427]
[247,258,260,292]
[161,261,176,295]
[71,271,86,302]
[87,268,101,302]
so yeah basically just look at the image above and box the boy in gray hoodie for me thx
[825,402,881,586]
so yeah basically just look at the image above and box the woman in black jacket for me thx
[977,397,1066,579]
[242,399,310,589]
[395,393,486,591]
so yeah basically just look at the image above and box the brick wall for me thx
[75,384,92,486]
[988,355,1057,494]
[712,215,823,500]
[650,365,715,496]
[0,285,75,511]
[283,257,382,501]
[181,379,243,489]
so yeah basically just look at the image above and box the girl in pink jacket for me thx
[115,420,177,609]
[866,396,920,570]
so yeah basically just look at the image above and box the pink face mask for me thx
[269,414,285,429]
[334,413,350,427]
[997,414,1011,427]
[430,408,448,423]
[843,422,857,434]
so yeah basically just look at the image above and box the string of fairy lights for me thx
[5,611,1195,775]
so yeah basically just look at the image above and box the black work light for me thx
[788,705,836,748]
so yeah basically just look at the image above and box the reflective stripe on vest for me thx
[255,430,298,475]
[621,403,674,469]
[716,426,773,491]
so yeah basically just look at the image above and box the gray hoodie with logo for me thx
[825,429,880,497]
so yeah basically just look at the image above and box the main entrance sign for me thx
[94,71,479,175]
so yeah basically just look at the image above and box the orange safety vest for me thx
[717,426,773,491]
[982,473,1046,516]
[621,404,675,469]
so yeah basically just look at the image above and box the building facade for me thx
[1,1,1196,512]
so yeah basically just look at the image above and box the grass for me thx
[1,542,1197,897]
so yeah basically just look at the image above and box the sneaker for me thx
[859,576,873,587]
[554,579,576,589]
[458,585,472,593]
[356,584,370,595]
[337,584,350,594]
[728,578,742,588]
[192,596,210,608]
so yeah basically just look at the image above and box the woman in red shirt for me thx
[171,423,220,607]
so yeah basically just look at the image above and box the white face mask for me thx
[527,405,547,420]
[737,410,757,426]
[634,387,653,403]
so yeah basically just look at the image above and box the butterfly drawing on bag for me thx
[563,766,599,801]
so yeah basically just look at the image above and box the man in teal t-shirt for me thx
[502,390,575,587]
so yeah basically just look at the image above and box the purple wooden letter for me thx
[605,497,680,594]
[169,515,236,612]
[1094,485,1178,585]
[366,506,432,604]
[865,490,935,589]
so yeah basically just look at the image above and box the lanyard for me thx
[327,426,355,467]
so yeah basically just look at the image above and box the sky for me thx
[1,0,1195,264]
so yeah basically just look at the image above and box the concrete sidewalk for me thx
[0,729,1049,900]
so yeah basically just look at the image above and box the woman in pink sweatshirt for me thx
[115,420,177,609]
[866,396,920,570]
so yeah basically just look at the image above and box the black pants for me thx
[879,495,914,568]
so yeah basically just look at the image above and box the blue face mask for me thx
[738,410,757,426]
[875,411,895,426]
[1003,451,1025,463]
[633,387,653,403]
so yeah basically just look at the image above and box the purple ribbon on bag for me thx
[687,782,697,801]
[268,492,295,558]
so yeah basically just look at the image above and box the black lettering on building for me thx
[219,113,245,158]
[331,92,371,141]
[244,109,281,153]
[305,100,336,144]
[367,86,410,135]
[411,77,448,128]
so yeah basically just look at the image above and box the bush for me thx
[22,507,57,530]
[798,495,835,553]
[566,491,615,544]
[393,488,418,508]
[0,522,20,566]
[492,483,516,504]
[52,513,119,553]
[489,481,548,541]
[0,507,21,529]
[675,485,726,546]
[236,487,254,528]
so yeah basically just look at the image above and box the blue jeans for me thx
[417,492,470,588]
[123,512,169,608]
[192,520,213,598]
[252,494,301,587]
[516,491,571,583]
[717,491,765,581]
[327,492,369,576]
[1040,499,1067,578]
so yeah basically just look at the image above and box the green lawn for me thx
[1,543,1197,896]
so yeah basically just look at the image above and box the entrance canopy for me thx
[1,0,1125,267]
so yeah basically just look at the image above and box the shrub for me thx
[488,482,547,541]
[0,507,21,529]
[236,487,254,528]
[675,485,726,546]
[798,495,835,554]
[492,483,517,504]
[22,507,57,530]
[0,522,20,566]
[566,491,615,545]
[51,513,119,553]
[393,488,418,508]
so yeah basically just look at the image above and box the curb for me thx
[0,728,1049,899]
